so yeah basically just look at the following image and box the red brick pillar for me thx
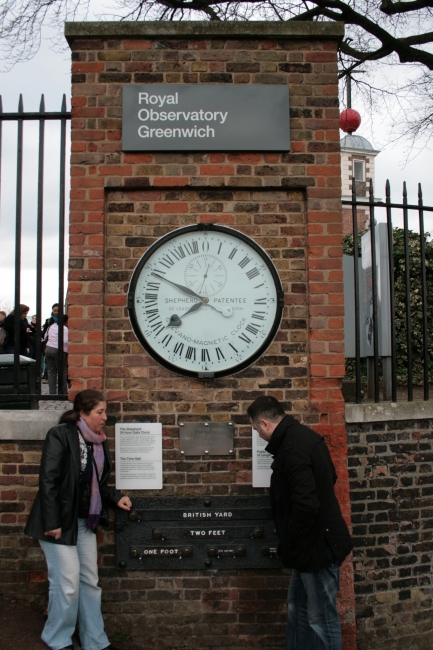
[65,21,356,649]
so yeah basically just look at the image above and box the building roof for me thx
[340,134,380,153]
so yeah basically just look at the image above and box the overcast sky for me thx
[0,24,432,318]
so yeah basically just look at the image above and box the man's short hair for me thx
[247,396,285,423]
[52,303,59,310]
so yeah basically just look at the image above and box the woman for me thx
[3,303,30,355]
[25,389,132,650]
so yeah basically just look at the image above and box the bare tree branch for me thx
[3,0,433,148]
[380,0,433,16]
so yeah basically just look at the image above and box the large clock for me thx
[127,224,284,379]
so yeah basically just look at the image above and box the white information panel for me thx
[115,423,163,490]
[252,428,273,488]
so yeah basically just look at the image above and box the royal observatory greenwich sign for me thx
[122,85,290,151]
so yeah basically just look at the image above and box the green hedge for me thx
[343,228,433,385]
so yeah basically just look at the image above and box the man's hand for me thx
[44,528,62,540]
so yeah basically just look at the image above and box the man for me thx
[247,396,353,650]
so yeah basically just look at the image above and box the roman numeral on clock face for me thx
[238,256,251,269]
[246,267,260,280]
[215,347,225,360]
[160,255,175,269]
[161,334,172,347]
[201,349,210,362]
[146,308,159,321]
[186,346,196,361]
[246,323,260,336]
[185,241,199,255]
[174,342,184,356]
[171,246,186,260]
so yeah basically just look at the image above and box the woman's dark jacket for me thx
[266,415,353,572]
[3,314,28,354]
[25,422,122,545]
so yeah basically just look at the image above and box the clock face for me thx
[128,224,284,378]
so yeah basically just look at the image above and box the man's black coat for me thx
[265,415,353,572]
[25,422,122,545]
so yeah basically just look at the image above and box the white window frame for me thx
[353,159,365,182]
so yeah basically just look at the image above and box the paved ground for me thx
[0,597,142,650]
[38,381,72,410]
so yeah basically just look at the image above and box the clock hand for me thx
[152,272,232,317]
[208,303,233,318]
[152,273,204,301]
[198,264,210,294]
[167,301,204,327]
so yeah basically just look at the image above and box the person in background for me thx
[43,303,60,336]
[63,314,70,389]
[44,313,68,394]
[0,311,7,354]
[42,303,60,380]
[25,389,132,650]
[28,314,39,360]
[247,396,353,650]
[3,304,30,356]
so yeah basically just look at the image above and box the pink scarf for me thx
[77,416,107,530]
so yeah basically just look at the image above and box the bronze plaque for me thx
[179,421,234,456]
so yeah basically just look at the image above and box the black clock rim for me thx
[127,223,284,379]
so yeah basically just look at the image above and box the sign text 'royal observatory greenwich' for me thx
[122,85,290,152]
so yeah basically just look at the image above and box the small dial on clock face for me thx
[128,225,283,378]
[184,255,227,297]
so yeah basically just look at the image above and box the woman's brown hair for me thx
[59,389,106,424]
[9,304,30,317]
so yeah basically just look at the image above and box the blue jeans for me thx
[40,518,109,650]
[286,553,342,650]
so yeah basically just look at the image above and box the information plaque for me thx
[252,428,273,487]
[122,84,290,151]
[115,423,162,490]
[115,496,282,570]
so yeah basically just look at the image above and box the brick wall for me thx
[0,441,47,595]
[342,207,368,237]
[0,22,357,650]
[347,418,433,650]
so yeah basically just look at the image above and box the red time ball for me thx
[339,108,361,134]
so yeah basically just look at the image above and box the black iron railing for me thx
[343,178,432,404]
[0,95,71,402]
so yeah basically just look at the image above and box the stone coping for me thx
[1,402,432,439]
[0,410,69,441]
[345,399,433,423]
[65,20,344,42]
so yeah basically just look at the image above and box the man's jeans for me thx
[286,553,342,650]
[40,518,110,650]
